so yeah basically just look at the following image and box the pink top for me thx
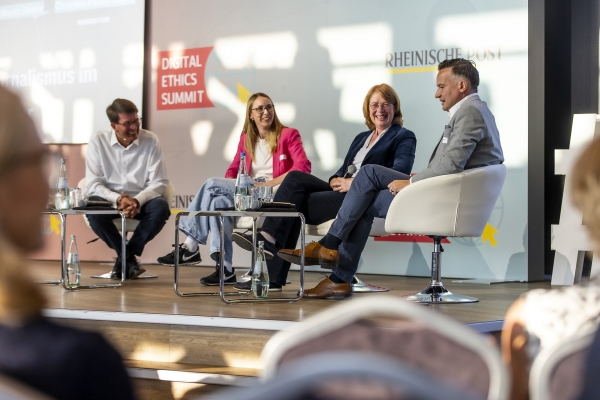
[225,127,311,178]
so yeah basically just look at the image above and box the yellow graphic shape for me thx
[388,66,438,74]
[171,209,185,215]
[237,83,251,104]
[481,223,498,247]
[50,215,61,235]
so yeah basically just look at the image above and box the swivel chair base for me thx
[406,284,478,303]
[406,236,479,304]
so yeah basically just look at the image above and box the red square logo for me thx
[157,47,215,110]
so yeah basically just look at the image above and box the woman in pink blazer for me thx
[157,93,311,286]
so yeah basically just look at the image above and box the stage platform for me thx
[30,260,549,399]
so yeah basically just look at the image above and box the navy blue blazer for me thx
[330,124,416,182]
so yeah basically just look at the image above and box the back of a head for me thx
[0,86,46,323]
[571,137,600,254]
[0,87,41,169]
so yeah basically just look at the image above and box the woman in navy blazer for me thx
[232,83,416,291]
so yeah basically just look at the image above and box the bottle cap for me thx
[240,152,246,156]
[71,234,75,240]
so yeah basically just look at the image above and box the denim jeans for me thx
[178,177,236,263]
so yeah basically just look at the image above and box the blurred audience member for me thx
[502,137,600,400]
[0,86,135,400]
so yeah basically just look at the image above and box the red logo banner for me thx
[157,47,215,110]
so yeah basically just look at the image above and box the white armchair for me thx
[385,164,506,303]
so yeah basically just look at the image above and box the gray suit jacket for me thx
[412,95,504,183]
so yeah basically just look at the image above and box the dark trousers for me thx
[87,196,170,260]
[328,164,409,282]
[261,171,345,286]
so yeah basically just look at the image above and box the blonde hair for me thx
[0,86,46,323]
[362,84,404,130]
[242,93,286,160]
[571,136,600,255]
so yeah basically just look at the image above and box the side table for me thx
[173,210,305,303]
[41,209,127,290]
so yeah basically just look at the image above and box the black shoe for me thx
[233,279,282,292]
[110,257,124,280]
[157,244,201,266]
[126,257,146,280]
[232,232,275,259]
[200,264,237,286]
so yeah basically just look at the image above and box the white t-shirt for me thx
[250,138,274,180]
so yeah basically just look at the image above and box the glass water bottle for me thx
[252,241,269,298]
[67,235,81,287]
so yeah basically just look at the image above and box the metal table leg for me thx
[36,211,65,285]
[220,214,305,304]
[62,212,126,289]
[40,210,127,289]
[173,211,305,303]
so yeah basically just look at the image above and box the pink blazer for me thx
[225,128,311,178]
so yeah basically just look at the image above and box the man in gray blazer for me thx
[278,58,504,299]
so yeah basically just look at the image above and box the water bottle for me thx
[252,241,269,298]
[67,235,81,287]
[234,152,253,211]
[55,158,70,210]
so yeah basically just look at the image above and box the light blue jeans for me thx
[179,177,236,264]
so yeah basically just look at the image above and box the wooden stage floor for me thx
[28,260,552,398]
[30,260,550,328]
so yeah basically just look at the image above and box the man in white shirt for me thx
[86,98,170,279]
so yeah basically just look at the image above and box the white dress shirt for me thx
[86,128,168,206]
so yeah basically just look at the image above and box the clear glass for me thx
[55,158,70,210]
[69,188,86,208]
[67,234,81,287]
[256,185,274,203]
[234,152,253,211]
[252,241,269,298]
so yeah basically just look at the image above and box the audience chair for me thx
[305,218,389,292]
[529,329,596,400]
[0,374,51,400]
[207,352,479,400]
[261,295,509,400]
[385,164,506,303]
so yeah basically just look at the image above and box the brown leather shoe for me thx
[277,242,339,267]
[303,277,351,299]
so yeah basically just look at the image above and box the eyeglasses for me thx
[251,104,274,114]
[369,102,393,111]
[115,117,142,128]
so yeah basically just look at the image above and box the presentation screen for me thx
[0,0,145,143]
[147,0,529,281]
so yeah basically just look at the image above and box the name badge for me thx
[442,137,448,144]
[279,154,287,160]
